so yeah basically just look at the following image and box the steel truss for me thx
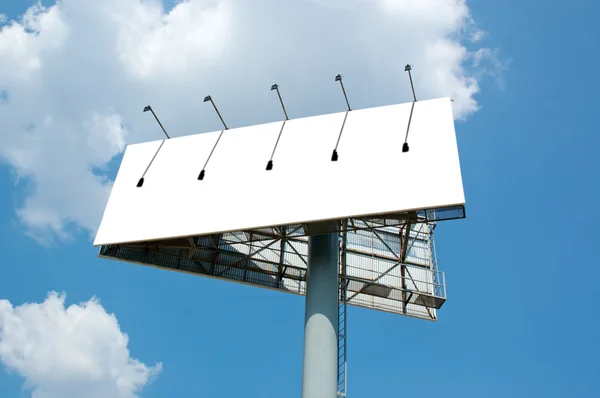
[99,216,446,321]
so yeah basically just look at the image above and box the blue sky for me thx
[1,1,599,397]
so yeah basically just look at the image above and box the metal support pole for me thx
[143,105,171,139]
[302,226,340,398]
[403,64,417,153]
[331,74,352,162]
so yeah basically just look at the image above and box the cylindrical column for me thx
[302,230,340,398]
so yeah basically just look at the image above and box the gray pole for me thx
[302,228,340,398]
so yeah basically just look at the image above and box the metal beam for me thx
[400,222,412,264]
[278,228,287,288]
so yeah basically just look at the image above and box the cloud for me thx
[0,292,161,398]
[0,0,505,243]
[471,47,511,89]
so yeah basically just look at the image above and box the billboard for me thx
[95,97,465,320]
[94,97,464,246]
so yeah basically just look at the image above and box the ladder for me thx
[338,228,348,398]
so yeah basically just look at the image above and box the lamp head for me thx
[203,95,212,102]
[335,74,342,82]
[404,64,411,72]
[143,105,151,112]
[271,84,278,91]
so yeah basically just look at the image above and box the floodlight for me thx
[136,104,171,187]
[134,139,167,188]
[331,149,338,161]
[197,123,226,182]
[331,73,352,162]
[265,83,290,171]
[403,63,419,153]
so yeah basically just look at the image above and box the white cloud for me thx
[0,292,161,398]
[0,0,505,243]
[471,47,510,89]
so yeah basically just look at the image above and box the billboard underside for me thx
[99,216,450,320]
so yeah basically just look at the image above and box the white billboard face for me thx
[94,97,464,246]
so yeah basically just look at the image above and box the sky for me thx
[0,0,599,397]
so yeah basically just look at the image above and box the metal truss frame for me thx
[99,214,447,321]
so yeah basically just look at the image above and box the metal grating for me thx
[99,212,448,321]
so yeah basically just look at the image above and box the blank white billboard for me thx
[94,97,464,246]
